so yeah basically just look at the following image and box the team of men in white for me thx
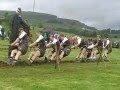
[7,27,111,66]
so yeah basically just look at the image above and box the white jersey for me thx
[19,31,27,39]
[106,40,110,46]
[77,38,82,45]
[87,43,94,49]
[0,29,2,36]
[35,35,44,43]
[103,39,110,47]
[62,37,68,44]
[50,38,58,45]
[74,36,82,45]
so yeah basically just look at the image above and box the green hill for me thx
[0,10,100,37]
[0,10,97,31]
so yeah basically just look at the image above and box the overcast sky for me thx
[0,0,120,30]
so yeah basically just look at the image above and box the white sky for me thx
[0,0,120,29]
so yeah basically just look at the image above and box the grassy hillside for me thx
[1,10,120,38]
[0,10,98,31]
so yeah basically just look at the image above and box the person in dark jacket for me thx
[8,8,29,57]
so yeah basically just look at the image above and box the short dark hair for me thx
[39,31,42,33]
[61,34,64,37]
[50,34,54,38]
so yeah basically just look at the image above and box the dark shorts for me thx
[80,45,87,51]
[63,46,71,57]
[87,49,92,58]
[52,49,56,53]
[108,49,112,54]
[96,47,103,54]
[18,44,28,55]
[39,48,46,57]
[106,48,112,54]
[107,47,112,54]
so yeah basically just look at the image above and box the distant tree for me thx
[114,35,118,38]
[3,12,11,31]
[47,19,62,24]
[99,30,109,38]
[92,31,97,37]
[4,12,9,19]
[38,22,43,28]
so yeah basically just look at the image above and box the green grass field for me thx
[0,38,120,90]
[0,30,120,90]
